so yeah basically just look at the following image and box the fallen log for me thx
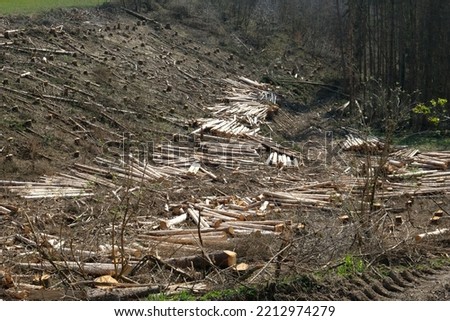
[17,261,133,277]
[122,7,162,27]
[159,213,188,230]
[187,207,210,228]
[85,285,161,300]
[415,228,450,242]
[139,232,228,246]
[165,250,237,269]
[143,226,234,236]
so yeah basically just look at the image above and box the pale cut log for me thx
[187,162,200,175]
[233,263,249,273]
[196,209,238,221]
[208,218,223,228]
[250,220,292,226]
[388,170,438,179]
[159,213,188,230]
[187,208,210,228]
[17,262,133,277]
[265,152,274,165]
[414,158,447,170]
[165,250,236,269]
[144,226,234,236]
[227,204,248,211]
[193,204,245,220]
[139,232,228,246]
[86,285,160,300]
[415,228,450,242]
[225,221,285,232]
[272,152,278,166]
[0,206,12,215]
[199,167,218,180]
[259,201,269,211]
[388,159,404,168]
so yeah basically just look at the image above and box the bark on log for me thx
[165,250,236,269]
[85,285,160,300]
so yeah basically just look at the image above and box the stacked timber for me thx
[152,139,263,168]
[146,195,292,245]
[0,176,93,199]
[260,190,339,209]
[246,135,301,168]
[341,134,384,153]
[411,151,449,170]
[192,77,278,135]
[208,102,273,127]
[192,118,260,137]
[387,150,450,172]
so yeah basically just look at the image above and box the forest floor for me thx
[1,6,449,301]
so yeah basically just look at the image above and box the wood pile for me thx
[246,134,301,168]
[192,118,260,137]
[0,155,214,199]
[191,77,278,136]
[152,138,264,168]
[0,176,94,199]
[139,195,292,247]
[341,134,385,153]
[206,77,278,127]
[387,149,449,172]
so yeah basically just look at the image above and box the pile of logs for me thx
[247,135,301,168]
[139,194,292,247]
[192,118,260,137]
[192,77,279,136]
[0,176,93,199]
[0,154,214,199]
[153,138,263,168]
[260,190,338,209]
[341,134,385,153]
[388,149,449,171]
[208,101,277,127]
[208,77,278,127]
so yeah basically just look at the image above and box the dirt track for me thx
[1,7,450,301]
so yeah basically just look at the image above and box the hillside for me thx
[1,6,450,301]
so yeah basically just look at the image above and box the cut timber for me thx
[233,263,249,273]
[0,206,12,215]
[159,213,187,230]
[17,262,133,277]
[415,228,450,242]
[187,162,200,175]
[199,167,218,180]
[122,7,162,28]
[225,221,285,232]
[186,207,210,228]
[144,226,234,236]
[140,232,228,246]
[165,250,237,269]
[85,285,160,300]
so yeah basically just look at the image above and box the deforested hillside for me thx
[1,4,450,301]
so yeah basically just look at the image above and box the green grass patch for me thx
[0,0,105,15]
[395,131,450,151]
[336,255,365,277]
[147,286,259,301]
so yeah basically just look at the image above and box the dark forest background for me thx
[117,0,450,131]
